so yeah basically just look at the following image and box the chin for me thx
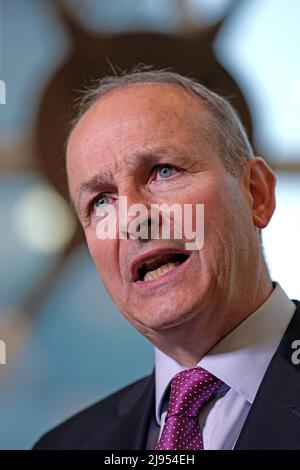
[128,299,201,332]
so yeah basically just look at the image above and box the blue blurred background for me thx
[0,0,299,449]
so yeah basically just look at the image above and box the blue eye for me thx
[93,194,109,211]
[157,165,175,179]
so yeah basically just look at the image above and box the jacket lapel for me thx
[116,372,155,449]
[90,372,155,450]
[235,300,300,449]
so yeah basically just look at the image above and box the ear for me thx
[241,157,276,229]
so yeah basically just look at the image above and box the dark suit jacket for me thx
[33,300,300,450]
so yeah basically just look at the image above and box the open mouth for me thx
[137,252,190,282]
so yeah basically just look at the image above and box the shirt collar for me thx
[154,282,296,425]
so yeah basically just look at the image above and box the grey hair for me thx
[69,66,254,175]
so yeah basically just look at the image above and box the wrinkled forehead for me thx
[67,83,210,153]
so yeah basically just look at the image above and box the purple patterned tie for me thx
[155,368,221,450]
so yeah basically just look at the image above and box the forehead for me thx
[66,83,213,191]
[72,82,205,131]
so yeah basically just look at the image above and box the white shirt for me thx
[154,283,296,449]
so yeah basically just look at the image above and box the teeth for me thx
[143,261,181,282]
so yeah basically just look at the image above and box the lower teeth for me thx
[143,261,181,281]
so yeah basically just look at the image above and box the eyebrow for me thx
[75,147,189,211]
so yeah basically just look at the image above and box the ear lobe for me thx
[248,157,276,229]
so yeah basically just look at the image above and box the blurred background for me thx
[0,0,299,449]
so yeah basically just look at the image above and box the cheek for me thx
[203,184,253,264]
[183,185,228,237]
[194,184,244,256]
[86,232,119,283]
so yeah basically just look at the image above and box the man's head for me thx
[66,69,276,366]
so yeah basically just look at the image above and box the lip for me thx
[131,247,192,287]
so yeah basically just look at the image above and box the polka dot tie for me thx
[155,368,221,450]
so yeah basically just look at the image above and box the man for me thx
[33,68,300,450]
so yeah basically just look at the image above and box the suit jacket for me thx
[33,300,300,450]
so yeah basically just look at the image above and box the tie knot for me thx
[167,367,221,419]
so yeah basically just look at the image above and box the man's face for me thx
[67,84,257,339]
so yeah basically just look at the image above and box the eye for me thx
[154,164,178,181]
[91,194,111,212]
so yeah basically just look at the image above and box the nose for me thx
[118,187,159,241]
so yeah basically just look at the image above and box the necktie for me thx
[155,367,221,450]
